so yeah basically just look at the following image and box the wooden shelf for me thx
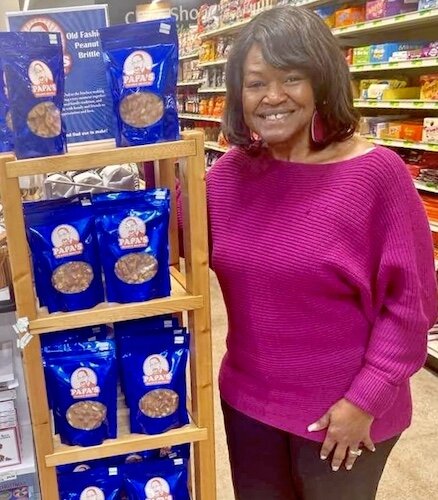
[333,7,438,37]
[350,57,438,73]
[46,423,207,467]
[205,141,228,153]
[29,271,203,335]
[354,99,438,110]
[5,139,196,178]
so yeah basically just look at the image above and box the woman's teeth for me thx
[262,112,290,121]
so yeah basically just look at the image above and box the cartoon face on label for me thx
[51,224,83,258]
[123,50,155,87]
[29,60,53,86]
[71,368,97,390]
[118,216,149,249]
[145,477,172,500]
[80,487,105,500]
[143,355,172,386]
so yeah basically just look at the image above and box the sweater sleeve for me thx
[344,154,437,419]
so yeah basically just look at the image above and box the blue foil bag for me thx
[93,189,171,304]
[120,328,189,435]
[24,196,104,313]
[0,32,66,159]
[99,18,179,147]
[58,467,123,500]
[44,340,117,447]
[0,55,13,152]
[123,459,190,500]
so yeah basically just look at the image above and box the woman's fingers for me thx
[331,443,348,471]
[363,436,376,452]
[308,412,330,433]
[320,434,336,461]
[344,443,362,471]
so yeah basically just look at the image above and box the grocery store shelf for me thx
[205,141,229,153]
[1,424,36,478]
[414,179,438,194]
[199,0,332,38]
[354,99,438,110]
[429,220,438,233]
[367,137,438,152]
[177,80,204,87]
[179,113,222,123]
[333,8,438,37]
[198,59,227,68]
[350,57,438,73]
[198,87,227,93]
[46,422,207,467]
[29,271,203,335]
[179,52,199,60]
[5,139,197,178]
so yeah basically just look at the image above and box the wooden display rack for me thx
[0,131,216,499]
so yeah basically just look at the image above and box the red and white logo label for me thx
[51,225,83,258]
[143,355,172,386]
[80,486,105,500]
[123,50,155,88]
[29,60,56,98]
[145,477,172,500]
[70,368,100,399]
[118,216,149,249]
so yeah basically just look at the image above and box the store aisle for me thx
[210,271,438,500]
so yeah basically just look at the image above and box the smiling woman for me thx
[207,5,438,500]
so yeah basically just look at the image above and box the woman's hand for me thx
[308,398,375,471]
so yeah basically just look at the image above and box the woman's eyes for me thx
[246,81,265,88]
[245,76,303,88]
[285,75,302,84]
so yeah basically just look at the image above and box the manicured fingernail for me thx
[332,466,339,472]
[346,465,353,471]
[307,424,318,432]
[372,447,376,452]
[320,455,327,460]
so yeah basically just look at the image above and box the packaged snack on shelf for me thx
[420,74,438,100]
[370,43,401,63]
[93,189,171,304]
[119,328,189,435]
[0,56,13,153]
[400,121,424,141]
[0,32,66,160]
[383,121,404,138]
[423,118,438,143]
[335,6,365,27]
[123,458,190,500]
[198,4,210,33]
[58,466,123,499]
[353,46,372,65]
[362,78,409,99]
[24,196,104,313]
[418,0,438,9]
[100,18,179,148]
[314,6,336,28]
[383,86,421,99]
[421,42,438,58]
[44,340,117,447]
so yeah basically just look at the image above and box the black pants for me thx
[222,400,399,500]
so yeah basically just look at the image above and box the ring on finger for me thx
[348,449,363,457]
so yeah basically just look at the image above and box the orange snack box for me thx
[335,6,365,27]
[400,121,424,142]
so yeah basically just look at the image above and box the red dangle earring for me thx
[310,109,327,146]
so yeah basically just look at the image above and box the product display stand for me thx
[0,130,216,500]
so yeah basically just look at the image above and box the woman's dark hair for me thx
[223,6,359,148]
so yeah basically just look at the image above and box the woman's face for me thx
[242,44,315,147]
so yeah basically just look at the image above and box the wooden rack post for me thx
[0,132,216,499]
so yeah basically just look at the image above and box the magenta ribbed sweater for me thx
[206,146,437,443]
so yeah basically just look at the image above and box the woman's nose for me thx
[264,82,287,104]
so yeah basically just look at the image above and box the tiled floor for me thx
[209,271,438,500]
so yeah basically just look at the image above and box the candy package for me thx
[93,189,171,304]
[24,196,104,313]
[100,18,179,147]
[119,328,189,435]
[44,340,117,447]
[0,32,66,159]
[0,53,13,153]
[58,467,123,500]
[123,459,190,500]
